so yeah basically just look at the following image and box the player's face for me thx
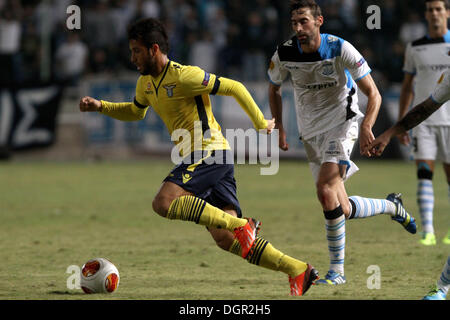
[291,8,323,44]
[129,39,155,75]
[425,1,449,29]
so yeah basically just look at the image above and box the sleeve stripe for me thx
[354,70,371,82]
[210,77,221,95]
[133,97,147,109]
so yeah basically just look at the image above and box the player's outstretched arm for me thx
[79,96,148,121]
[215,77,270,132]
[369,97,443,156]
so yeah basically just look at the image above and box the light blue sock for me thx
[348,196,396,219]
[324,207,346,275]
[437,256,450,295]
[417,179,434,234]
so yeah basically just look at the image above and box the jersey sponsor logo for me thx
[202,72,210,86]
[285,64,300,70]
[418,64,450,72]
[163,83,177,97]
[299,81,337,90]
[321,62,334,75]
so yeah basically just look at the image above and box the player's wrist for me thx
[98,100,104,112]
[360,123,372,132]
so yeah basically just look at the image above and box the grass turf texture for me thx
[0,159,448,300]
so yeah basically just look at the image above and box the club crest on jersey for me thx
[163,83,177,97]
[321,62,334,75]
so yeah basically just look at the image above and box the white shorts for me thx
[303,119,359,183]
[411,124,450,163]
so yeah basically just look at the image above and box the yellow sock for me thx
[167,195,247,231]
[247,238,308,277]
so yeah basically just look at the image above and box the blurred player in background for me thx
[79,18,318,296]
[267,0,416,285]
[398,0,450,246]
[370,69,450,300]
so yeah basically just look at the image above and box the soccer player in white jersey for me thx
[268,0,417,285]
[370,70,450,300]
[398,0,450,246]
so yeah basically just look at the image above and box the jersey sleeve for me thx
[340,40,371,82]
[100,76,149,121]
[431,70,450,104]
[179,65,219,97]
[267,50,289,86]
[402,43,416,75]
[214,77,268,130]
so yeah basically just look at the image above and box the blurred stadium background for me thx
[0,0,436,161]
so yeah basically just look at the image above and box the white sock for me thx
[348,196,396,219]
[437,256,450,295]
[324,208,346,275]
[417,179,434,234]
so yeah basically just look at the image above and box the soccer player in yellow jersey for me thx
[79,18,318,296]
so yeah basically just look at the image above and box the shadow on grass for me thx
[48,290,86,296]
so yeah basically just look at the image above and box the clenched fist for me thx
[79,96,102,112]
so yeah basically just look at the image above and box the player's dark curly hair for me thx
[127,18,169,54]
[289,0,322,17]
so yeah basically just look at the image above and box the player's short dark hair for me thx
[425,0,450,9]
[127,18,169,54]
[289,0,322,17]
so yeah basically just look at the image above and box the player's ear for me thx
[316,15,324,27]
[149,43,160,57]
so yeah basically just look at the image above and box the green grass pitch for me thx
[0,159,448,300]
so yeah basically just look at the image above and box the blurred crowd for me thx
[0,0,438,89]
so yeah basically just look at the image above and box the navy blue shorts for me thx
[163,150,242,217]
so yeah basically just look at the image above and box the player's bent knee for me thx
[316,183,334,206]
[151,195,170,217]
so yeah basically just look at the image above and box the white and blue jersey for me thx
[268,33,371,140]
[403,31,450,125]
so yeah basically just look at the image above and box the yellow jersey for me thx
[100,60,268,156]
